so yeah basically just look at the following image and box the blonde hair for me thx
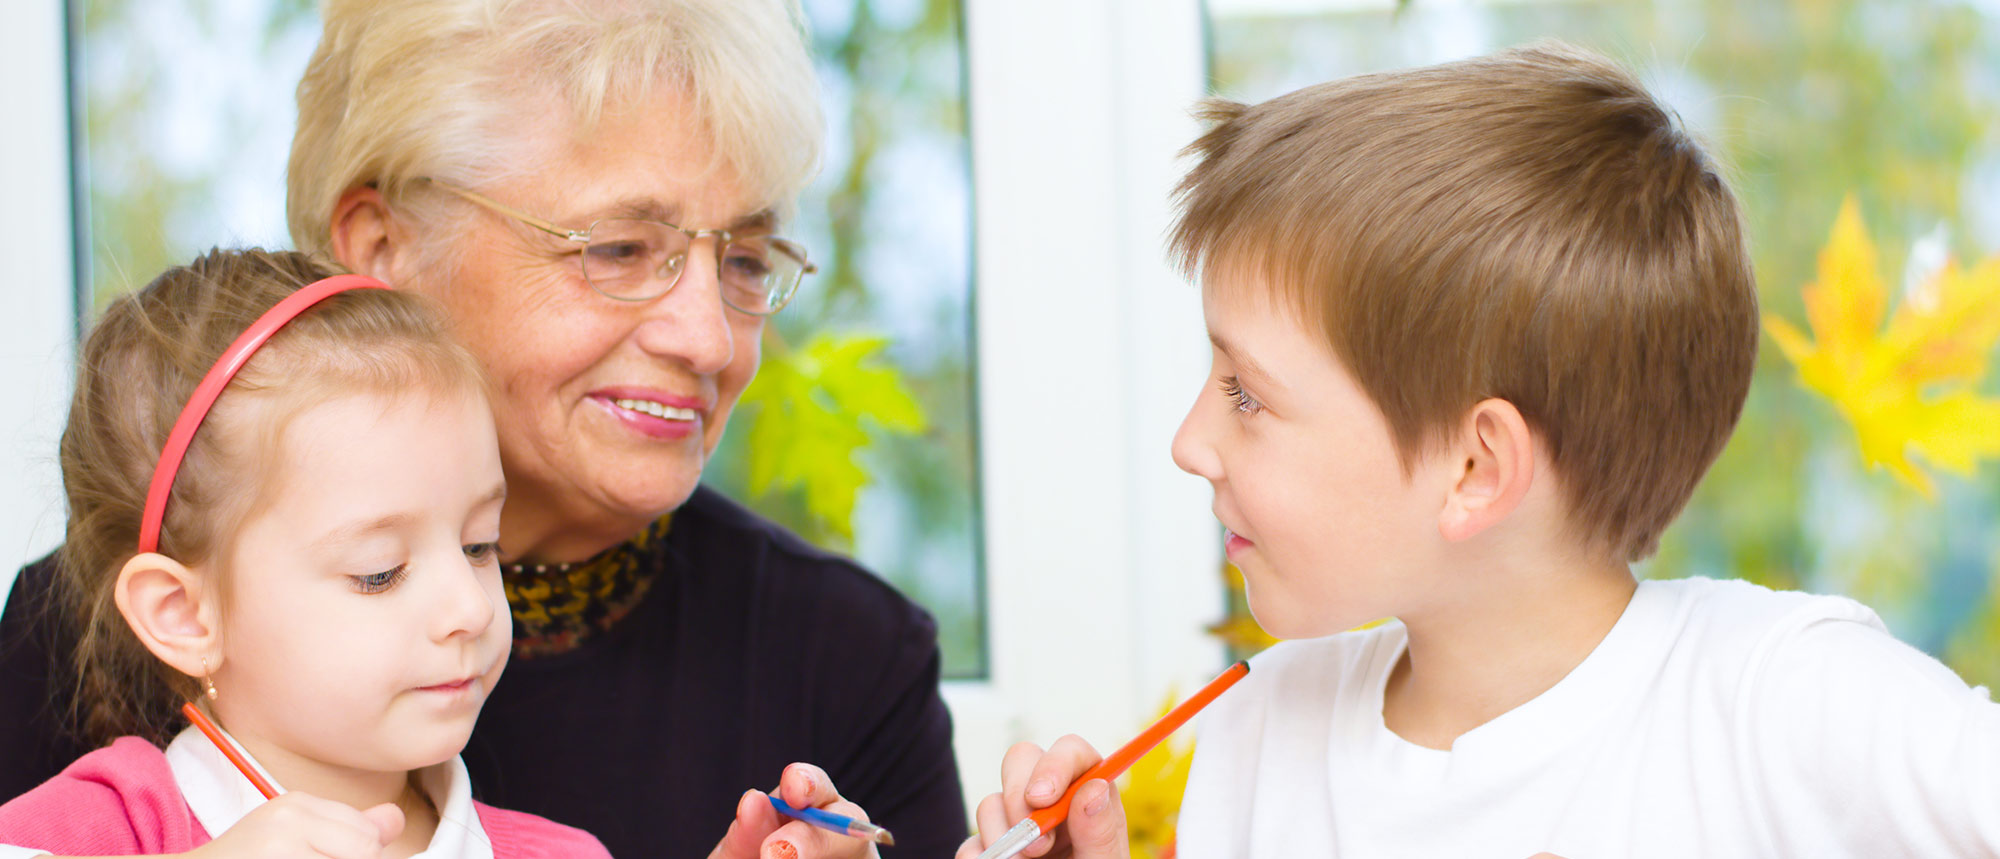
[288,0,824,255]
[58,248,486,746]
[1170,43,1759,561]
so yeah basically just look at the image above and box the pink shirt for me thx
[0,730,608,858]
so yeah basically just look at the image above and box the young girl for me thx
[0,249,876,859]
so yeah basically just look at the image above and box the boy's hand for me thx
[182,791,400,859]
[957,736,1131,859]
[708,763,881,859]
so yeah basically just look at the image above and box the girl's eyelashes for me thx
[350,564,408,594]
[347,543,496,592]
[1218,375,1264,415]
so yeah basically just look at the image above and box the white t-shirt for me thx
[1176,577,2000,858]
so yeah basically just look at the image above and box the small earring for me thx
[200,657,218,701]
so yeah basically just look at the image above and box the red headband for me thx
[136,274,391,554]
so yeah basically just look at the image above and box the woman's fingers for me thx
[763,809,880,859]
[710,788,782,859]
[776,762,848,812]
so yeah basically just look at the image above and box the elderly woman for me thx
[0,1,964,856]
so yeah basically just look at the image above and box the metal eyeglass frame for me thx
[420,177,815,315]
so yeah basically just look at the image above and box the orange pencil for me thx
[976,661,1251,859]
[181,701,280,800]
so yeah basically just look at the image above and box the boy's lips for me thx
[1224,529,1255,557]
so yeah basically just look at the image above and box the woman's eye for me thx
[723,251,773,279]
[349,565,408,594]
[464,542,500,565]
[1218,375,1263,415]
[585,240,655,269]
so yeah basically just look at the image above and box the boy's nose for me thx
[1171,401,1221,481]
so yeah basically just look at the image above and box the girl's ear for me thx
[1437,398,1537,543]
[114,552,221,680]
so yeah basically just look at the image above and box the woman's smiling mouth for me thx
[589,387,707,440]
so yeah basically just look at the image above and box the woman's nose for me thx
[635,243,734,374]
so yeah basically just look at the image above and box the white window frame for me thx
[947,0,1226,813]
[0,1,76,594]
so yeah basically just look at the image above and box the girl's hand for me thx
[709,763,881,859]
[957,736,1130,859]
[183,791,402,859]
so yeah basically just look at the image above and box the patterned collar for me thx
[501,513,672,659]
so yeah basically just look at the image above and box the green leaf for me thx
[736,331,931,544]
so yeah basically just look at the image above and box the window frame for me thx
[946,0,1226,812]
[0,0,78,590]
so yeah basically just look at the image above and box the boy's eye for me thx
[464,542,501,565]
[1218,375,1263,415]
[349,564,408,594]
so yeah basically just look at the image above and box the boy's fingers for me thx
[957,833,986,859]
[1063,779,1130,859]
[1027,735,1103,809]
[998,741,1046,824]
[974,792,1011,849]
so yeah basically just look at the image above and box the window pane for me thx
[1206,0,2000,683]
[76,0,987,677]
[704,0,985,679]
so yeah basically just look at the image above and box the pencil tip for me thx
[877,832,896,846]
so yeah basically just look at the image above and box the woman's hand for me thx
[957,736,1130,859]
[709,763,880,859]
[182,791,401,859]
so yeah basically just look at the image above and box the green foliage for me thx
[736,332,929,548]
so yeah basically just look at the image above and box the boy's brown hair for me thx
[57,248,485,745]
[1171,42,1758,561]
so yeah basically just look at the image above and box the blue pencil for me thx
[768,795,897,846]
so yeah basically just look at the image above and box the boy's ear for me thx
[114,552,222,681]
[328,185,412,285]
[1438,398,1537,543]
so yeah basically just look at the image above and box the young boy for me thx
[960,43,2000,859]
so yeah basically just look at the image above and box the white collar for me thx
[162,726,495,859]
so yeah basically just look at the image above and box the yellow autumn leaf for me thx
[738,331,929,541]
[1121,693,1197,859]
[1206,613,1281,654]
[1763,196,2000,496]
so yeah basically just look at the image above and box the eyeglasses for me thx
[422,178,815,315]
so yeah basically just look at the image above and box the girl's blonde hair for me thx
[288,0,824,256]
[59,248,486,746]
